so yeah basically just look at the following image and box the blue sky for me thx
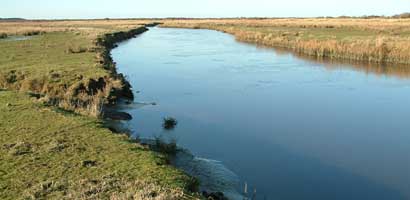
[1,0,409,19]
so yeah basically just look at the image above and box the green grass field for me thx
[0,91,197,199]
[0,31,114,117]
[0,32,107,86]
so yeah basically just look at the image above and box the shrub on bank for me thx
[23,31,45,36]
[154,137,178,155]
[0,33,7,39]
[66,46,89,54]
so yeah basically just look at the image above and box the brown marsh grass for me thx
[161,18,410,65]
[0,19,151,35]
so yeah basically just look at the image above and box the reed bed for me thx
[161,18,410,64]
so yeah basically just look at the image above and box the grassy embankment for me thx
[161,18,410,65]
[0,20,198,199]
[0,20,153,117]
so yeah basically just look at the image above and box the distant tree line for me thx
[315,12,410,19]
[392,13,410,18]
[0,18,25,21]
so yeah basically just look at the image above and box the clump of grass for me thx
[0,33,7,39]
[163,117,178,130]
[40,90,106,118]
[154,137,178,155]
[82,160,98,167]
[5,70,18,84]
[65,46,89,54]
[23,177,194,200]
[23,30,45,36]
[5,142,33,156]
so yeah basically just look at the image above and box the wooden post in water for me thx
[243,182,248,200]
[252,188,256,200]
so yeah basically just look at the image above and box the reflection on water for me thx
[244,41,410,80]
[0,36,32,42]
[173,150,244,199]
[112,27,410,200]
[294,53,410,80]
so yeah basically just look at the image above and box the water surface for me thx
[112,27,410,200]
[0,36,32,42]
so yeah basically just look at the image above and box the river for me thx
[111,27,410,200]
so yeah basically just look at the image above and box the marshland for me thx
[1,8,410,200]
[161,18,410,64]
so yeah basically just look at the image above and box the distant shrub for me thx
[82,160,97,167]
[393,13,410,19]
[6,70,18,84]
[66,46,89,54]
[362,15,384,19]
[23,31,45,36]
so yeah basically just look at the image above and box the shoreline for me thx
[108,26,231,200]
[99,25,224,198]
[97,26,148,107]
[97,24,204,192]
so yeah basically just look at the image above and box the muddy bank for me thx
[96,26,149,103]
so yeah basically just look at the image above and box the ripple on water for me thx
[172,150,244,200]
